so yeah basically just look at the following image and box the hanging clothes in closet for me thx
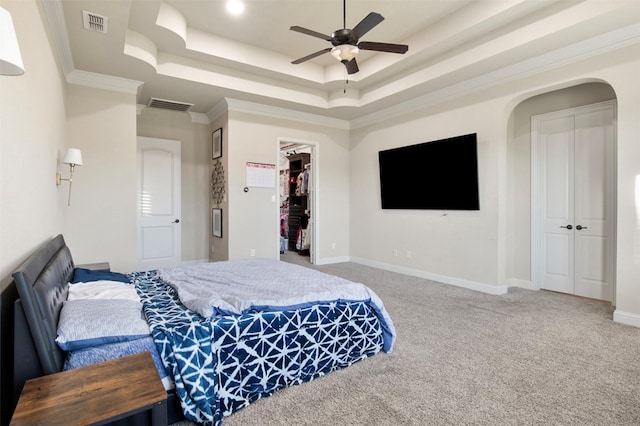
[301,164,310,195]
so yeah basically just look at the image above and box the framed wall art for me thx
[212,127,222,159]
[212,208,223,238]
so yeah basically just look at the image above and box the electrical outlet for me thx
[393,249,398,257]
[331,242,336,250]
[250,249,255,257]
[406,250,411,258]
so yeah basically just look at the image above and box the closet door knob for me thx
[560,225,573,230]
[172,219,180,223]
[576,225,587,230]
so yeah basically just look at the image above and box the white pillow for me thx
[56,299,150,351]
[67,280,140,302]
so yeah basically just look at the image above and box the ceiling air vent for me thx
[147,97,194,112]
[82,10,108,34]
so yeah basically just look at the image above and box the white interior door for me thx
[537,115,575,294]
[573,106,615,300]
[137,137,181,270]
[532,101,615,301]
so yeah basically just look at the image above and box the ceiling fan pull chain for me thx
[344,68,348,93]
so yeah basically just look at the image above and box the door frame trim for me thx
[531,100,617,298]
[277,138,318,264]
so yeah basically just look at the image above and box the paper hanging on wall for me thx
[246,162,276,188]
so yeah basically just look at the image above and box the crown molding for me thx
[41,0,74,76]
[207,98,229,124]
[351,24,640,130]
[42,1,143,96]
[41,0,638,131]
[137,104,210,124]
[222,98,350,130]
[188,112,210,124]
[66,70,143,95]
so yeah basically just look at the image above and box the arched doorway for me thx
[506,82,617,302]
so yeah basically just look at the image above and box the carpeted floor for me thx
[172,256,640,425]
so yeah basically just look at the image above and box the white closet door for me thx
[537,115,575,295]
[532,101,615,301]
[573,105,615,300]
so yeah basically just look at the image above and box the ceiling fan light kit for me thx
[290,0,408,74]
[331,45,359,62]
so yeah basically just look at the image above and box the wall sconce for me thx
[0,7,25,76]
[56,148,83,206]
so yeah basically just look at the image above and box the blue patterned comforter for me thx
[130,263,395,426]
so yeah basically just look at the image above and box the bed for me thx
[11,235,395,425]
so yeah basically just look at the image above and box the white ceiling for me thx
[53,0,639,122]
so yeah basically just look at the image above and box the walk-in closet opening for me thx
[279,142,314,264]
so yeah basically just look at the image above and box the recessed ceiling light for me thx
[226,0,245,16]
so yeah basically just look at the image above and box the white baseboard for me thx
[314,256,350,265]
[350,257,508,296]
[613,310,640,328]
[507,278,533,290]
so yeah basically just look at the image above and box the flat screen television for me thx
[378,133,480,210]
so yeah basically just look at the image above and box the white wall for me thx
[64,85,138,272]
[349,42,640,311]
[138,107,211,264]
[609,50,640,325]
[0,0,67,283]
[0,2,211,276]
[350,101,503,293]
[0,2,68,418]
[226,110,350,262]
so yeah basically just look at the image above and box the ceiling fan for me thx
[289,0,409,74]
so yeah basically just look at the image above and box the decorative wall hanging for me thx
[212,208,223,238]
[212,128,222,159]
[210,159,225,205]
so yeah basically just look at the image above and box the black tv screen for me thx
[378,133,480,210]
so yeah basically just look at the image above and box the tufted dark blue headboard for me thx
[12,234,74,375]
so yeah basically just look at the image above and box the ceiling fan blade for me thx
[345,58,359,75]
[351,12,384,40]
[292,48,332,64]
[289,26,333,42]
[358,41,408,54]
